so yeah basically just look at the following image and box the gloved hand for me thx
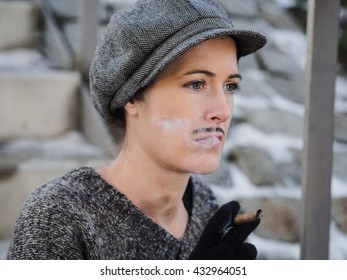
[189,201,260,260]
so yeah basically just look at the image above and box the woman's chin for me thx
[189,161,221,175]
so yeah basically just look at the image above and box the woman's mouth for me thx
[193,128,224,148]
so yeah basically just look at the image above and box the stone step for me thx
[0,70,80,140]
[0,1,38,50]
[0,131,112,239]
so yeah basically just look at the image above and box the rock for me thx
[335,113,347,143]
[240,107,304,138]
[333,150,347,183]
[259,48,303,77]
[228,146,281,186]
[277,148,302,186]
[218,0,259,18]
[258,46,306,105]
[239,197,300,243]
[266,74,305,105]
[236,75,269,98]
[259,0,302,30]
[199,160,233,187]
[332,198,347,234]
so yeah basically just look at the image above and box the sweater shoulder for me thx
[27,166,103,203]
[7,167,104,259]
[15,167,108,224]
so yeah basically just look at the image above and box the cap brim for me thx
[141,28,267,87]
[229,29,267,57]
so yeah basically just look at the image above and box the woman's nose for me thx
[205,89,233,123]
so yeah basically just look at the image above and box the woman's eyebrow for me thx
[182,69,242,80]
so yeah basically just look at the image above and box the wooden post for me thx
[77,0,99,78]
[300,0,340,259]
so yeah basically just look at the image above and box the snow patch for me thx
[0,49,49,70]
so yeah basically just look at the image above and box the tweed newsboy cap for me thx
[89,0,267,124]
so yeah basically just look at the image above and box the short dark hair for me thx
[111,89,146,144]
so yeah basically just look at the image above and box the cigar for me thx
[233,209,263,225]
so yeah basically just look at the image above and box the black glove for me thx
[189,201,260,260]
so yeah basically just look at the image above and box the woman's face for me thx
[125,36,240,174]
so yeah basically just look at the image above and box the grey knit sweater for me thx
[7,167,219,260]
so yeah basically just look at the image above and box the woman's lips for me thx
[194,133,223,148]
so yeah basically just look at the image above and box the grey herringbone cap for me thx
[89,0,267,124]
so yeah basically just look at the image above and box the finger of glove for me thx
[197,201,240,248]
[234,242,258,260]
[220,219,260,252]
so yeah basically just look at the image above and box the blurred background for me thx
[0,0,346,259]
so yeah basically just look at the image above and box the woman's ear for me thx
[124,99,140,116]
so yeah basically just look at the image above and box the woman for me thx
[7,0,266,259]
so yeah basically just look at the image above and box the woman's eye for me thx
[186,81,204,90]
[225,83,240,93]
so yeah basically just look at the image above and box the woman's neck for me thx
[97,146,190,238]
